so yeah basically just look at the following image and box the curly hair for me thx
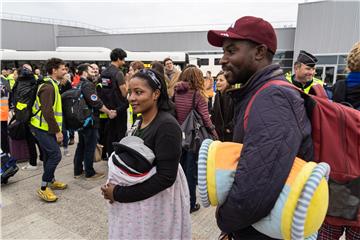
[178,66,207,100]
[130,61,145,71]
[347,41,360,72]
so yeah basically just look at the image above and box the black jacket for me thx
[211,90,234,141]
[332,78,360,109]
[80,78,104,128]
[216,64,313,239]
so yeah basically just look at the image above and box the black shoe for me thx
[190,203,200,213]
[68,138,75,145]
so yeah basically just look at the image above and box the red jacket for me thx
[71,74,80,87]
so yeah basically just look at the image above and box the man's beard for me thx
[224,69,253,85]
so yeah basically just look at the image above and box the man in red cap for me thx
[208,16,314,239]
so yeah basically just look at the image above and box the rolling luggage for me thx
[9,138,30,163]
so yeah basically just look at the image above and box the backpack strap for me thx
[31,80,52,119]
[191,91,197,110]
[308,84,328,99]
[244,80,300,130]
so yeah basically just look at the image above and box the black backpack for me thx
[8,69,45,140]
[179,92,215,153]
[61,82,93,130]
[13,68,40,122]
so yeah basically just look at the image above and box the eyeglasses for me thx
[139,69,161,90]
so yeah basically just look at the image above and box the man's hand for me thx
[108,110,117,119]
[101,183,116,204]
[55,131,63,143]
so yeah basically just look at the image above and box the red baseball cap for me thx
[207,16,277,54]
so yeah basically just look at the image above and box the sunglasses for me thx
[139,69,161,90]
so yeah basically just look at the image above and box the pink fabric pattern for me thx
[107,156,192,240]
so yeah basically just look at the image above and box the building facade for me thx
[1,1,359,83]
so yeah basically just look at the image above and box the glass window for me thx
[316,56,337,65]
[315,67,324,80]
[274,51,286,59]
[337,65,347,74]
[324,66,335,85]
[274,50,293,60]
[284,51,294,59]
[338,55,347,64]
[197,58,209,66]
[214,58,221,65]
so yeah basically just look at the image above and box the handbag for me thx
[180,91,214,153]
[8,117,27,140]
[94,144,104,162]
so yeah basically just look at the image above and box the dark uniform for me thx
[99,64,128,157]
[73,77,104,177]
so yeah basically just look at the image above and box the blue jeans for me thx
[62,122,69,148]
[74,127,97,177]
[29,126,62,183]
[180,149,198,209]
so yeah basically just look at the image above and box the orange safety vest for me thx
[0,97,9,121]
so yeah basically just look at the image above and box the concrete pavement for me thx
[1,141,220,240]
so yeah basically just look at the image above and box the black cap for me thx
[296,50,318,67]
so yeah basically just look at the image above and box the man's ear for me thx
[254,44,268,61]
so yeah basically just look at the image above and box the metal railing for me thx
[1,12,296,35]
[1,12,109,34]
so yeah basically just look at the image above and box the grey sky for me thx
[2,0,311,33]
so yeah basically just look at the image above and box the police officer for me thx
[73,64,116,180]
[99,48,128,158]
[286,50,324,93]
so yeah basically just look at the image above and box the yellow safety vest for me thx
[285,72,324,94]
[30,77,62,131]
[6,74,15,90]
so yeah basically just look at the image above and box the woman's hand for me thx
[101,183,116,204]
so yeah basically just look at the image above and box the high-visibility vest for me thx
[96,83,109,119]
[6,74,15,90]
[285,72,324,94]
[0,96,9,121]
[30,77,62,131]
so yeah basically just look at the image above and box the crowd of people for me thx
[1,15,359,240]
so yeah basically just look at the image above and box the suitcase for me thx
[1,151,19,184]
[9,138,30,163]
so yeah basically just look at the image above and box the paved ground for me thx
[1,141,220,240]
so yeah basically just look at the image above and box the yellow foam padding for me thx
[214,142,242,170]
[281,162,317,239]
[303,178,328,238]
[207,141,220,206]
[285,158,306,186]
